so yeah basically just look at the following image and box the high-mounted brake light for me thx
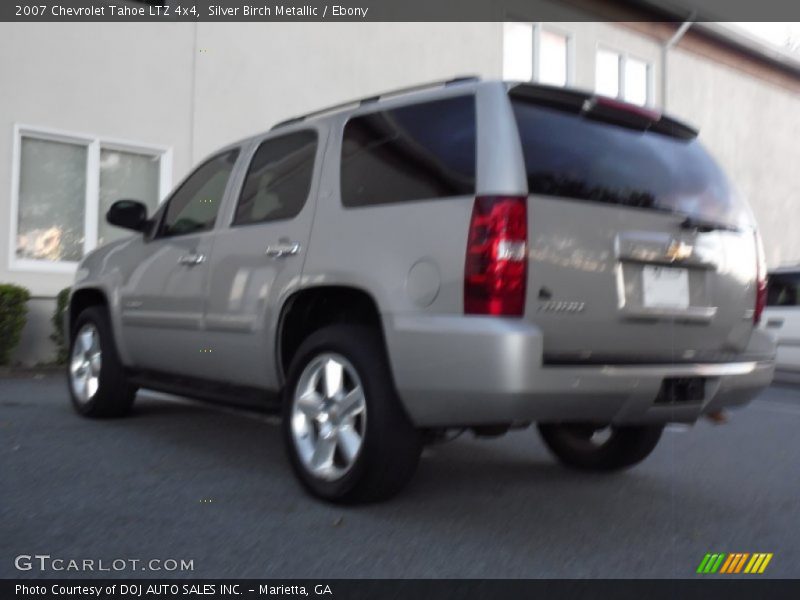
[464,196,528,316]
[593,96,662,122]
[754,231,767,325]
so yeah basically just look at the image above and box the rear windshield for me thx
[511,99,751,229]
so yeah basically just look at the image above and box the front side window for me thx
[340,96,476,207]
[13,128,168,267]
[160,150,238,237]
[767,273,800,307]
[233,131,317,226]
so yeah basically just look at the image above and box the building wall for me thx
[0,22,195,297]
[1,22,192,364]
[0,22,503,364]
[1,21,798,364]
[191,22,502,162]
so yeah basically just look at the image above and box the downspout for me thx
[660,16,695,110]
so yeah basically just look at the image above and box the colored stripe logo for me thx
[697,553,773,574]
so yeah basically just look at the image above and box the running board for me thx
[127,369,282,413]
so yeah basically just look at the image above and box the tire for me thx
[67,306,137,418]
[282,324,421,503]
[537,422,664,471]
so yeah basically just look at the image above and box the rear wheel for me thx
[282,324,421,503]
[68,306,137,418]
[537,423,663,471]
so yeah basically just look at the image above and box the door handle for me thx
[178,253,206,266]
[766,318,785,328]
[265,241,301,259]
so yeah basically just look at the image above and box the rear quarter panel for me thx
[300,82,530,401]
[301,82,526,318]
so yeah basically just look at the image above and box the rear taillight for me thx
[464,196,527,316]
[754,231,767,325]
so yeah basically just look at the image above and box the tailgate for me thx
[509,85,759,364]
[527,197,757,363]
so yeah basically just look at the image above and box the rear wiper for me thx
[679,216,742,233]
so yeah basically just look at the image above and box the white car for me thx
[763,266,800,372]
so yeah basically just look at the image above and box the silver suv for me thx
[66,78,775,502]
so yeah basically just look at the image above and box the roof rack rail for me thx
[270,75,480,130]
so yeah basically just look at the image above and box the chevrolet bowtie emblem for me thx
[666,240,693,262]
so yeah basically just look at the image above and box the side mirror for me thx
[106,200,149,232]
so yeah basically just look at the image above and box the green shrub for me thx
[0,283,31,366]
[50,287,71,364]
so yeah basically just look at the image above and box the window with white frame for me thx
[503,23,572,87]
[595,48,653,106]
[11,127,170,270]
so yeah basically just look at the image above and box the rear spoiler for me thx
[508,83,698,140]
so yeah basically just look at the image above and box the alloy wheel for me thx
[290,353,367,481]
[69,323,102,404]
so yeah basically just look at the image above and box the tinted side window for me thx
[159,150,239,237]
[767,273,800,307]
[511,99,750,229]
[341,96,476,207]
[233,131,317,226]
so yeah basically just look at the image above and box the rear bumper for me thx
[383,315,775,427]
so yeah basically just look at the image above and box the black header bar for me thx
[5,579,800,600]
[2,0,800,22]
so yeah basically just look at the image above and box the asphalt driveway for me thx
[1,374,798,578]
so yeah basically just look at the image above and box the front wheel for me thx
[537,423,664,471]
[68,306,137,418]
[282,324,421,503]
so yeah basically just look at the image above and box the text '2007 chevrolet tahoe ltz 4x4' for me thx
[66,78,775,503]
